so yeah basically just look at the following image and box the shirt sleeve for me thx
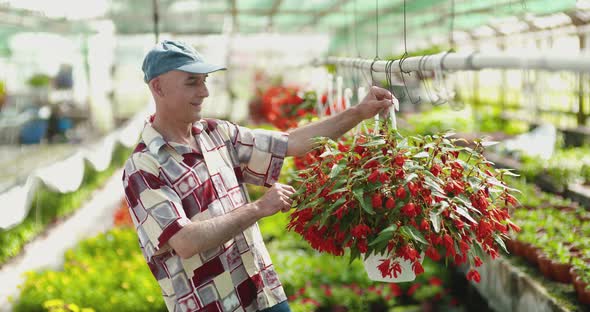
[122,152,191,261]
[224,121,289,187]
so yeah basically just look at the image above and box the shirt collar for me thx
[141,116,206,156]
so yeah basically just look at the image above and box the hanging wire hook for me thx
[386,58,405,101]
[399,52,421,104]
[418,54,444,105]
[370,57,379,87]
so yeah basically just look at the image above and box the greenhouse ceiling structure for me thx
[1,0,590,55]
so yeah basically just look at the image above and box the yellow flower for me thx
[43,299,64,308]
[66,303,80,312]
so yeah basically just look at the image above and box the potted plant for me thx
[288,121,520,283]
[570,259,590,304]
[27,73,52,105]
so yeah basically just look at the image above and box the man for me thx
[122,39,394,312]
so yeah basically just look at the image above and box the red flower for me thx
[401,202,417,217]
[389,283,402,297]
[412,261,424,275]
[368,170,380,183]
[352,224,371,238]
[466,269,481,283]
[508,222,521,232]
[385,197,396,209]
[454,219,464,231]
[398,245,419,262]
[377,258,392,278]
[357,239,368,253]
[379,172,389,184]
[391,261,402,278]
[474,256,483,267]
[372,193,383,209]
[426,246,441,261]
[394,155,405,167]
[430,164,442,176]
[420,219,430,231]
[429,277,443,286]
[396,186,407,199]
[364,160,379,169]
[395,169,405,179]
[408,182,419,196]
[354,145,365,155]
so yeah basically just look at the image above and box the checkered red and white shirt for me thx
[122,116,289,312]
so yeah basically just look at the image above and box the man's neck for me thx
[151,114,194,144]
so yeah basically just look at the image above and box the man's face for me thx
[157,70,209,122]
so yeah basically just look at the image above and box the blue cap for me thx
[142,40,226,83]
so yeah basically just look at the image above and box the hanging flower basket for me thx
[288,121,520,283]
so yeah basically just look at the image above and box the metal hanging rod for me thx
[323,52,590,73]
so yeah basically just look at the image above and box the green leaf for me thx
[352,188,375,215]
[493,234,509,254]
[398,138,409,148]
[405,173,418,183]
[400,226,428,245]
[502,170,520,177]
[360,139,386,146]
[455,205,477,224]
[472,241,486,259]
[327,187,347,196]
[454,196,480,215]
[424,176,445,194]
[329,162,346,179]
[413,151,430,158]
[424,142,436,149]
[467,176,482,191]
[328,197,347,211]
[319,149,337,158]
[429,212,441,233]
[481,141,499,147]
[349,248,361,264]
[369,225,397,247]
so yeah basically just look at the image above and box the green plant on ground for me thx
[15,228,166,312]
[43,299,95,312]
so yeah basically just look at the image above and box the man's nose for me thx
[198,84,209,97]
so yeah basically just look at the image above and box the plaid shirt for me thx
[122,116,289,312]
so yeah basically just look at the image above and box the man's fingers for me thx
[281,188,295,196]
[378,99,393,108]
[284,185,296,193]
[280,198,292,210]
[281,194,294,204]
[371,86,393,100]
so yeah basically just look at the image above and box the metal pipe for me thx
[325,52,590,73]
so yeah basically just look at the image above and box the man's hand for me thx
[355,86,395,120]
[255,183,296,217]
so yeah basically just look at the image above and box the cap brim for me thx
[176,62,226,74]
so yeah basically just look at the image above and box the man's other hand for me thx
[355,86,396,120]
[255,183,296,217]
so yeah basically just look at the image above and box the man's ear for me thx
[149,78,165,97]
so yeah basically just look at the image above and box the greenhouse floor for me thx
[0,169,123,311]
